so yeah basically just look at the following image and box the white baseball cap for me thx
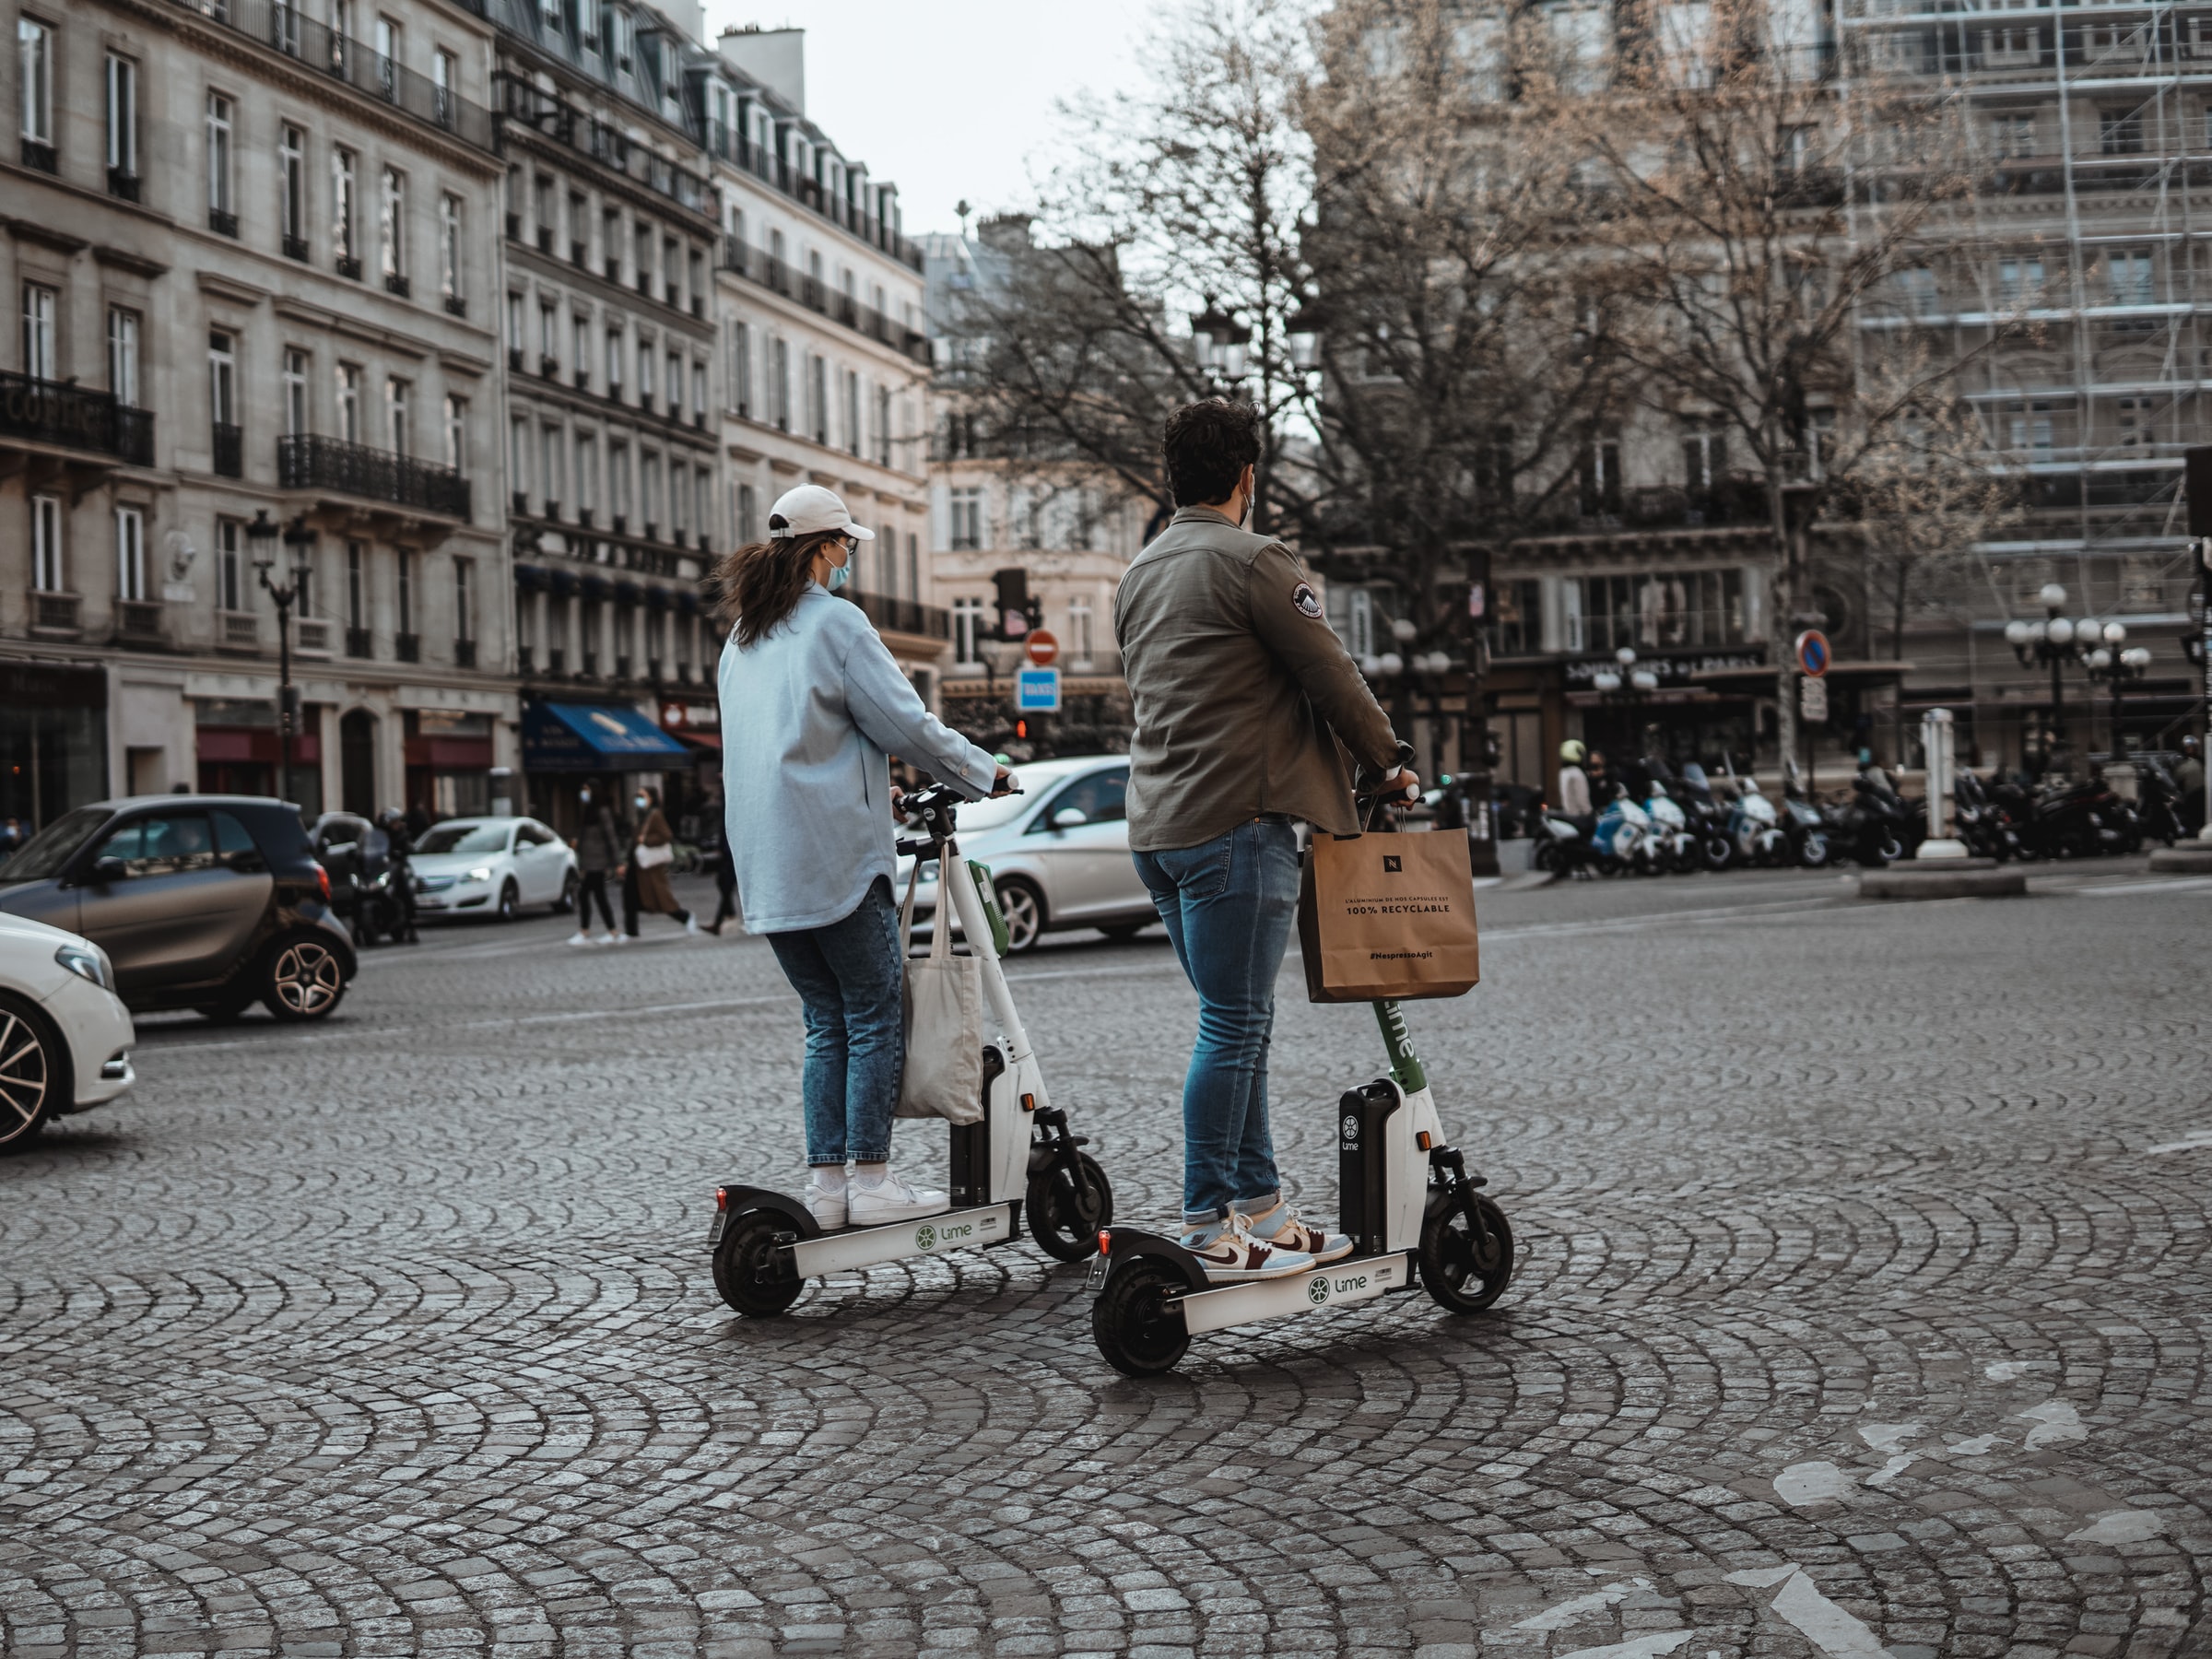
[766,483,875,541]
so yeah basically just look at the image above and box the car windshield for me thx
[415,822,510,855]
[0,805,112,882]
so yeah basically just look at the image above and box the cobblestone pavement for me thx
[3,864,2208,1658]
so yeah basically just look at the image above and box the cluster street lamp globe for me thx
[2003,582,2111,772]
[1592,644,1659,699]
[2082,626,2155,756]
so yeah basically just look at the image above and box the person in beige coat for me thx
[620,784,697,938]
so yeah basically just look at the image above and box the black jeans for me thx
[577,870,616,930]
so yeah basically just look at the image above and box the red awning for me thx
[673,730,721,751]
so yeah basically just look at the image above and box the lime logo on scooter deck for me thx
[915,1218,979,1253]
[1307,1275,1331,1305]
[1342,1113,1359,1143]
[915,1224,935,1252]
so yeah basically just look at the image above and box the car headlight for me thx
[55,942,113,992]
[465,865,494,883]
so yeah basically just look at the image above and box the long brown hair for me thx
[712,530,845,648]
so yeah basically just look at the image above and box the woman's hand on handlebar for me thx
[989,765,1018,797]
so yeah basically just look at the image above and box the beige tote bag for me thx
[895,862,986,1124]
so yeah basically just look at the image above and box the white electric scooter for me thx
[708,782,1114,1317]
[1085,754,1513,1375]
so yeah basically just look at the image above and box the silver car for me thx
[899,756,1154,952]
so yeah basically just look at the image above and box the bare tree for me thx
[1576,0,1987,772]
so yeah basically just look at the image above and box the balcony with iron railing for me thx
[28,591,82,637]
[171,0,496,152]
[278,434,470,518]
[116,599,167,644]
[719,239,931,366]
[703,122,925,273]
[218,609,260,652]
[0,372,156,466]
[846,590,951,641]
[495,76,714,220]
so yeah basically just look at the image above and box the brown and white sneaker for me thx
[1240,1202,1354,1265]
[1177,1213,1317,1281]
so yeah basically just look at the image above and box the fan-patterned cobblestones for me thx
[3,868,2207,1656]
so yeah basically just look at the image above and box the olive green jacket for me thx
[1114,506,1402,853]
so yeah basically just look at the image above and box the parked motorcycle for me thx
[1641,780,1700,874]
[1779,773,1832,868]
[1724,776,1789,867]
[1952,769,2022,862]
[1593,787,1665,877]
[2126,753,2188,847]
[1531,807,1599,878]
[1674,762,1739,872]
[1830,766,1912,868]
[1992,774,2136,859]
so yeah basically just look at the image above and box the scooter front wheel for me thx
[1092,1258,1191,1377]
[1028,1151,1114,1262]
[1418,1193,1515,1315]
[712,1210,804,1318]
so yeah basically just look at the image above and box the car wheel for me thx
[497,879,520,922]
[995,878,1044,953]
[0,993,60,1152]
[262,935,348,1022]
[554,870,579,914]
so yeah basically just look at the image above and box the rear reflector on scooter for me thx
[1096,1230,1111,1254]
[1021,1092,1037,1112]
[714,1187,728,1211]
[1416,1132,1432,1151]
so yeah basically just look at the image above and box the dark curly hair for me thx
[1162,397,1260,509]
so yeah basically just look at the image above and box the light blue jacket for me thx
[719,583,997,934]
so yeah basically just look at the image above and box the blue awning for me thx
[523,701,690,771]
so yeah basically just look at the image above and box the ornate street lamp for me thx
[2083,628,2153,757]
[2003,582,2103,775]
[249,510,313,808]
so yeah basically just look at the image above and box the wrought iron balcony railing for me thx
[277,433,470,518]
[0,371,155,465]
[846,590,952,641]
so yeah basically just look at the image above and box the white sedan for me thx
[0,910,135,1151]
[898,756,1156,952]
[409,817,580,923]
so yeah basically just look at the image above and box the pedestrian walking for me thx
[2177,736,2206,835]
[717,482,1009,1230]
[568,780,623,945]
[621,784,695,937]
[1114,397,1418,1281]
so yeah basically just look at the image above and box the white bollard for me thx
[1916,707,1969,859]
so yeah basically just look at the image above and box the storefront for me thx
[195,697,324,817]
[658,696,723,844]
[404,710,497,818]
[0,659,107,831]
[520,698,691,836]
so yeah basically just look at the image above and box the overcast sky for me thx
[700,2,1147,238]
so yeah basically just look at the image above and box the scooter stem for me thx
[1371,999,1428,1094]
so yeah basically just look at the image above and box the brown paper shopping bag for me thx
[1298,831,1480,1003]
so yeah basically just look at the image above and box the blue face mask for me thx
[825,558,852,593]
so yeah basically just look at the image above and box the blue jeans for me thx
[765,876,903,1166]
[1133,818,1300,1225]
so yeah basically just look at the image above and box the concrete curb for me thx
[1858,858,2028,900]
[2147,845,2212,874]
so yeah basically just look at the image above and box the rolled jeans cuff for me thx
[1183,1189,1282,1229]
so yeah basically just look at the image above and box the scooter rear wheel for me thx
[712,1210,804,1318]
[1092,1258,1191,1377]
[1418,1193,1515,1315]
[1027,1151,1114,1262]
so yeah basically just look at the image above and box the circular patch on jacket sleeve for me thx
[1291,582,1324,620]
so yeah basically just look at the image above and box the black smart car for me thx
[0,795,357,1021]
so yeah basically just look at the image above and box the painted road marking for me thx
[1728,1565,1894,1657]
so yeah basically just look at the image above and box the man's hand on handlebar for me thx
[1380,767,1422,804]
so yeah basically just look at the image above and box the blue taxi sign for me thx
[1794,629,1831,678]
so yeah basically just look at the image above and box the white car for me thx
[409,817,580,922]
[899,756,1155,952]
[0,911,135,1151]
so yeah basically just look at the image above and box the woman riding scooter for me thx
[717,484,1012,1232]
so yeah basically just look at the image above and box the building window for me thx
[609,441,629,521]
[771,336,791,430]
[19,18,52,148]
[108,307,139,405]
[432,48,455,124]
[283,348,309,436]
[542,423,564,512]
[2115,394,2156,448]
[691,359,706,422]
[606,326,622,391]
[444,394,466,472]
[347,541,365,630]
[2100,108,2144,155]
[539,300,558,366]
[1069,594,1094,664]
[510,415,530,498]
[22,282,54,380]
[1577,438,1622,516]
[440,194,464,301]
[106,53,139,180]
[30,495,62,592]
[736,481,757,542]
[729,322,749,417]
[336,362,360,443]
[2105,248,2154,306]
[844,369,861,457]
[386,378,409,454]
[575,431,596,513]
[1682,424,1726,492]
[876,384,892,466]
[217,520,243,612]
[906,532,919,601]
[808,352,828,444]
[641,451,660,529]
[1492,579,1544,655]
[380,167,406,281]
[374,14,401,96]
[572,313,591,387]
[333,148,358,263]
[1992,112,2035,159]
[395,547,413,635]
[1997,256,2044,303]
[952,595,984,665]
[116,506,146,602]
[208,330,237,430]
[206,93,236,222]
[638,338,653,404]
[453,557,473,641]
[948,486,984,551]
[508,291,525,354]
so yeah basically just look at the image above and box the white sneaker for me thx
[1238,1200,1354,1265]
[805,1176,848,1231]
[847,1170,950,1226]
[684,915,700,935]
[566,931,591,947]
[609,933,630,945]
[1178,1213,1316,1282]
[596,931,619,945]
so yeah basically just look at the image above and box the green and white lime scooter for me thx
[1085,753,1514,1376]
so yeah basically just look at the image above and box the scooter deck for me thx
[787,1203,1016,1277]
[1174,1248,1415,1335]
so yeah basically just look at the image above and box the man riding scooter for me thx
[1114,397,1419,1283]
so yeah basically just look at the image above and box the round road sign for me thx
[1794,629,1831,678]
[1025,629,1059,667]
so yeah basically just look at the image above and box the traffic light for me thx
[993,568,1031,639]
[1015,719,1030,740]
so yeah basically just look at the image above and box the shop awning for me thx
[523,701,690,771]
[1692,660,1918,687]
[674,730,722,751]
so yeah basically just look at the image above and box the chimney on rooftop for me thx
[719,25,804,114]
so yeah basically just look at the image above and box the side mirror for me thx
[89,855,127,884]
[1052,807,1088,830]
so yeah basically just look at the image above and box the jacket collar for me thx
[1169,504,1241,529]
